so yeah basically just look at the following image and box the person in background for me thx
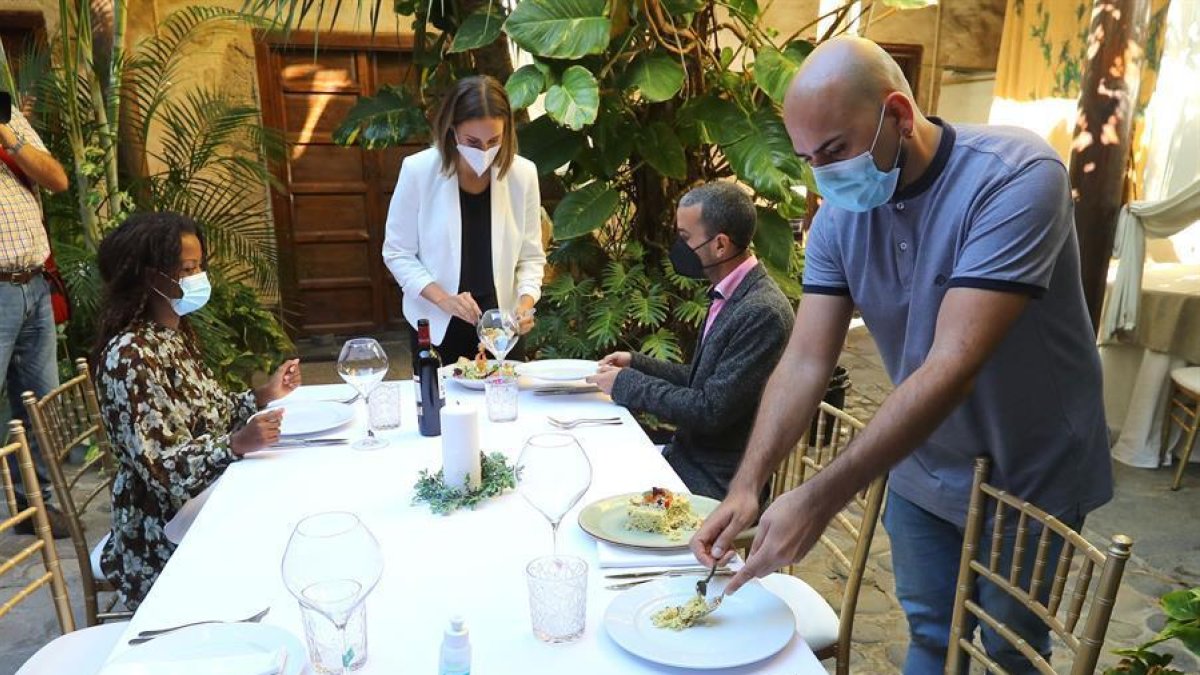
[0,97,71,537]
[92,212,301,609]
[588,182,794,500]
[693,38,1111,674]
[383,75,546,364]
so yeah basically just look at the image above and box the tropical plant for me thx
[1104,586,1200,675]
[2,4,294,388]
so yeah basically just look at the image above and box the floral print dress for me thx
[96,320,257,609]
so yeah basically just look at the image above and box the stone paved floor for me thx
[2,327,1197,673]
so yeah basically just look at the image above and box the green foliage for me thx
[255,0,889,363]
[412,452,518,515]
[526,241,708,363]
[334,84,430,149]
[17,4,292,389]
[190,272,295,391]
[1104,587,1200,675]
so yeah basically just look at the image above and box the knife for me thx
[533,386,602,396]
[604,566,730,579]
[272,438,348,447]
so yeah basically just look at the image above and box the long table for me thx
[102,382,823,673]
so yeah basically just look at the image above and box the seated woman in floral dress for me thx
[92,212,300,609]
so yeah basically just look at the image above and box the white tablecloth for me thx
[102,382,822,674]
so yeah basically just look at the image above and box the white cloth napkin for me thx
[164,479,220,545]
[100,647,286,675]
[595,540,702,569]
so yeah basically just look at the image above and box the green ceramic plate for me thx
[578,492,721,550]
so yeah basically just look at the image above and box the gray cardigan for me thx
[611,263,795,500]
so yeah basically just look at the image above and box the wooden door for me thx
[255,33,424,337]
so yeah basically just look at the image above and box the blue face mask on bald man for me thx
[810,103,904,212]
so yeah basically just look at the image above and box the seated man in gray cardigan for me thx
[587,182,795,500]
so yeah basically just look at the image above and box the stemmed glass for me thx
[337,338,389,450]
[281,512,383,673]
[477,309,520,362]
[517,433,592,553]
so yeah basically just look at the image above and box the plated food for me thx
[650,594,722,630]
[625,487,703,541]
[578,491,720,549]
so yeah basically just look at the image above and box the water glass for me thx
[299,598,368,673]
[367,383,402,431]
[526,555,588,643]
[484,374,519,422]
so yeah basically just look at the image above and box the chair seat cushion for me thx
[758,572,840,652]
[1171,366,1200,395]
[90,531,110,582]
[16,621,128,675]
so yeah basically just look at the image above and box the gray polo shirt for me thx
[803,120,1112,526]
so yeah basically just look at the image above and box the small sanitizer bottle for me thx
[438,616,471,675]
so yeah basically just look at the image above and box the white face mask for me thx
[156,271,212,316]
[457,143,500,177]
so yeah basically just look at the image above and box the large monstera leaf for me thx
[504,0,611,59]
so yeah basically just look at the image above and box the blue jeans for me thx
[0,275,60,504]
[884,489,1080,675]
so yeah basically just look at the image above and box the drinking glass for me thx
[516,433,592,553]
[337,338,389,450]
[366,382,401,431]
[282,512,383,674]
[526,555,588,643]
[477,309,519,362]
[484,374,518,422]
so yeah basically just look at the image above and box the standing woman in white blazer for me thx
[383,75,546,363]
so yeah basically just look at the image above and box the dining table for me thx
[100,379,824,673]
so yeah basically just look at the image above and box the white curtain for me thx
[1103,180,1200,340]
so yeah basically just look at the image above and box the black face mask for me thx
[669,234,743,280]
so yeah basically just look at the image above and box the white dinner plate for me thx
[605,576,795,670]
[440,360,523,390]
[517,359,599,382]
[104,622,306,674]
[578,492,720,550]
[270,401,354,437]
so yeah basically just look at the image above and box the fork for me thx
[548,416,622,429]
[129,607,270,644]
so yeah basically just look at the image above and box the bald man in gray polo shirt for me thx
[692,37,1112,674]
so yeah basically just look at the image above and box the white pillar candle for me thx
[441,403,482,492]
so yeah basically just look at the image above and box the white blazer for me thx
[382,147,546,343]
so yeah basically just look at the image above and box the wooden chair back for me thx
[946,457,1133,675]
[0,421,75,634]
[21,357,116,626]
[769,402,887,675]
[1161,371,1200,490]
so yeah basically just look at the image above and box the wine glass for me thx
[281,512,383,673]
[337,338,389,450]
[477,309,519,363]
[517,433,592,553]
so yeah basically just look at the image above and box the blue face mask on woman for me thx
[156,271,212,316]
[810,104,904,212]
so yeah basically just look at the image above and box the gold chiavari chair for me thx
[22,357,125,626]
[765,401,888,675]
[0,420,74,634]
[946,457,1133,675]
[1161,367,1199,490]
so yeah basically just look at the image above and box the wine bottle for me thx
[414,319,445,437]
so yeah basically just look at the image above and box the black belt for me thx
[0,266,44,284]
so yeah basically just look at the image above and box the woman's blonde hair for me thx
[432,75,517,179]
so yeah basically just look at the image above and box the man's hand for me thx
[585,364,621,394]
[723,483,838,595]
[230,409,284,456]
[689,488,761,568]
[598,352,632,368]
